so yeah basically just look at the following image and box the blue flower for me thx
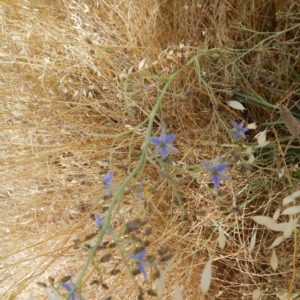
[138,181,147,201]
[95,213,113,231]
[150,129,179,158]
[232,121,248,139]
[202,157,232,190]
[130,249,148,280]
[95,213,104,228]
[61,276,83,300]
[102,172,114,197]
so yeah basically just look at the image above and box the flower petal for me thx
[103,172,114,183]
[201,162,212,169]
[217,173,232,181]
[61,283,71,292]
[129,254,138,260]
[154,146,161,156]
[216,163,228,173]
[138,249,147,260]
[165,144,179,154]
[213,157,220,165]
[138,191,144,201]
[151,137,161,145]
[165,133,175,144]
[95,213,103,228]
[138,265,147,280]
[238,131,246,139]
[234,132,240,139]
[160,147,168,158]
[160,129,167,142]
[212,175,220,190]
[232,121,239,129]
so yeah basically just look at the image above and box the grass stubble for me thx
[0,0,300,299]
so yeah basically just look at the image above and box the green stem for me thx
[69,60,199,298]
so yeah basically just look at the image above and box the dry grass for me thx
[1,0,300,299]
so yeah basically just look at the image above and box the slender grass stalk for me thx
[70,61,204,297]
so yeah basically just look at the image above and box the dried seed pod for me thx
[145,227,152,235]
[103,195,112,201]
[36,282,47,288]
[125,219,142,233]
[97,245,107,251]
[60,275,71,283]
[279,105,300,136]
[141,219,149,226]
[143,240,151,247]
[84,232,97,241]
[133,246,145,254]
[100,254,112,263]
[110,269,121,275]
[132,269,141,276]
[158,248,169,256]
[90,280,100,285]
[73,238,81,249]
[152,268,160,280]
[147,289,157,297]
[232,206,243,216]
[48,277,55,285]
[160,254,174,262]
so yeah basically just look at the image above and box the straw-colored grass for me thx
[1,0,300,299]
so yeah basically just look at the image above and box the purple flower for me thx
[130,249,148,280]
[202,157,232,190]
[61,276,83,300]
[95,213,104,228]
[95,213,114,231]
[138,181,146,201]
[232,121,248,139]
[150,129,179,158]
[102,172,114,197]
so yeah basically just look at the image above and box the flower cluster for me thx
[61,121,251,299]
